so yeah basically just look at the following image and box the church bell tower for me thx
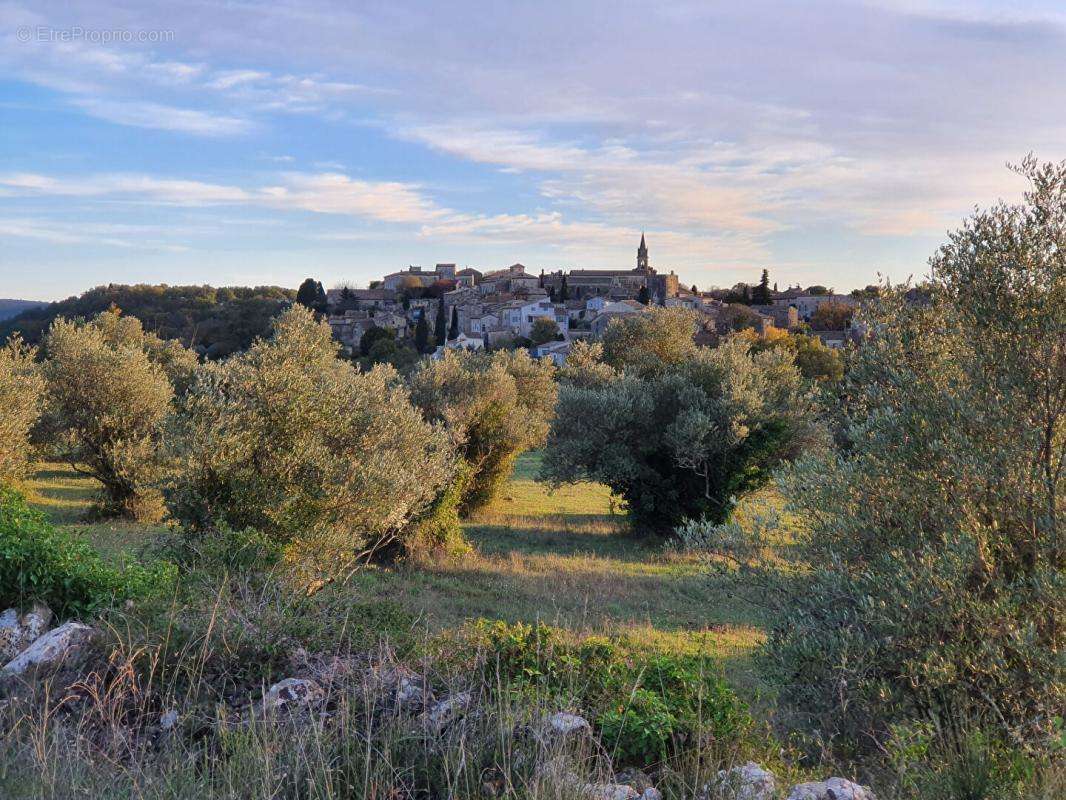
[637,232,649,272]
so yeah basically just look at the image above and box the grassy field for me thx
[22,451,768,691]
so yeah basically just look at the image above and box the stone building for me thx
[542,234,679,303]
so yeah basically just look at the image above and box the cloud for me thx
[0,173,252,204]
[73,98,254,136]
[0,217,191,251]
[258,173,444,223]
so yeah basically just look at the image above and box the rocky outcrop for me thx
[1,620,93,679]
[364,662,430,712]
[0,609,20,661]
[786,778,877,800]
[583,784,640,800]
[547,711,591,737]
[712,762,777,800]
[261,677,324,713]
[0,604,55,662]
[425,691,472,726]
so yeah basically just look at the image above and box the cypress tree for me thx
[752,269,771,305]
[435,301,447,346]
[637,285,650,305]
[415,311,430,353]
[295,278,319,309]
[448,306,459,340]
[560,276,569,302]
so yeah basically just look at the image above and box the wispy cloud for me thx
[72,98,254,136]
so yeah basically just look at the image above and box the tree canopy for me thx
[0,284,294,359]
[543,334,822,534]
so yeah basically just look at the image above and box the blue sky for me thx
[1,0,1064,300]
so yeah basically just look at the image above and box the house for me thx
[532,340,570,366]
[751,303,799,329]
[382,263,457,291]
[454,267,482,288]
[445,332,485,351]
[478,264,540,295]
[811,330,848,349]
[772,293,857,322]
[591,302,645,337]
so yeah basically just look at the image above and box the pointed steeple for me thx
[637,231,649,271]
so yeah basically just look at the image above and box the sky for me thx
[1,1,1064,300]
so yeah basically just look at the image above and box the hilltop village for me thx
[322,235,862,364]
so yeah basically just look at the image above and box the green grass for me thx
[21,451,768,692]
[22,462,170,561]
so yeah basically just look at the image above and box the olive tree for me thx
[684,157,1065,759]
[600,306,698,376]
[408,348,556,514]
[168,305,454,573]
[0,335,44,486]
[544,336,822,534]
[41,311,191,520]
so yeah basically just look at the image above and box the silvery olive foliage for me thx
[408,348,556,514]
[41,310,192,520]
[0,334,44,486]
[682,157,1065,758]
[544,334,823,534]
[167,305,455,574]
[600,306,700,377]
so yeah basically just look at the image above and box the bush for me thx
[0,488,175,617]
[167,305,455,576]
[408,349,556,515]
[473,620,751,768]
[543,337,823,534]
[40,310,195,520]
[695,158,1065,760]
[0,335,44,486]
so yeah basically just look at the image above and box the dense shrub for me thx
[543,336,823,534]
[0,335,44,486]
[473,620,751,768]
[690,158,1065,760]
[167,305,455,575]
[0,488,175,616]
[40,310,194,520]
[408,349,556,514]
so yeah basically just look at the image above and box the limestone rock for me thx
[713,762,777,800]
[261,677,324,713]
[640,790,662,800]
[615,768,654,793]
[548,711,591,736]
[21,604,53,643]
[160,709,179,730]
[1,621,93,678]
[426,691,471,726]
[365,662,429,711]
[0,609,20,661]
[583,784,640,800]
[786,777,877,800]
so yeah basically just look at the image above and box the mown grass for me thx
[22,451,768,694]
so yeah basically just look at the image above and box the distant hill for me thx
[0,284,296,358]
[0,299,48,322]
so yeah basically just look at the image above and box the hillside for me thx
[0,283,295,357]
[0,299,47,321]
